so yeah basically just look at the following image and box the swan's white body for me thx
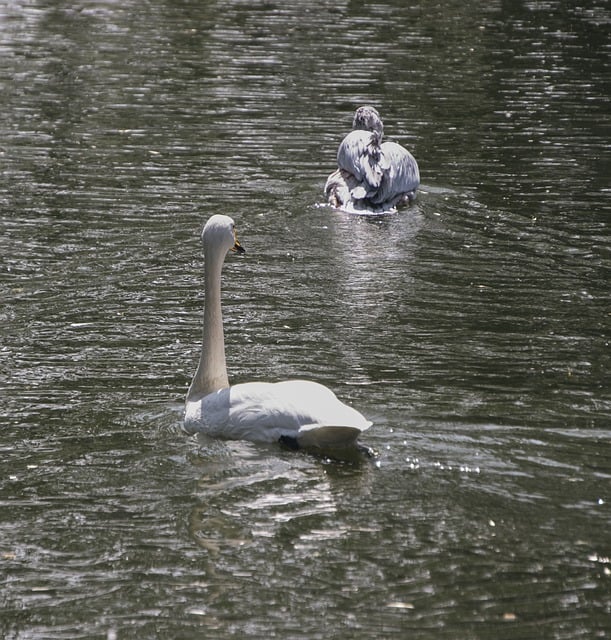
[184,215,371,449]
[325,106,420,214]
[185,380,370,446]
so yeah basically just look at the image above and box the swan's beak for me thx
[232,235,245,254]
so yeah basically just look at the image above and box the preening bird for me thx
[183,214,372,451]
[325,105,420,214]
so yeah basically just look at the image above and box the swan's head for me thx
[352,105,384,138]
[201,214,245,258]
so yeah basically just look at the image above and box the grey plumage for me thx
[325,106,420,213]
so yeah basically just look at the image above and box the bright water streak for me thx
[0,1,609,638]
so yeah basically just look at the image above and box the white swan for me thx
[184,214,372,450]
[325,105,420,214]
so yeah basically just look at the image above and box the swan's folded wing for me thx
[337,130,384,186]
[373,141,420,205]
[186,380,371,445]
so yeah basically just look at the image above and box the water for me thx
[1,1,609,638]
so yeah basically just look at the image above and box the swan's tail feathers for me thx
[296,425,368,450]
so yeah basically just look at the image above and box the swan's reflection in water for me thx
[188,437,374,557]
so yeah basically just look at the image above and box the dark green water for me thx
[1,1,609,638]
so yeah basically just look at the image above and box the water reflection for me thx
[189,442,341,551]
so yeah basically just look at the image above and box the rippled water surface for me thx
[1,1,610,638]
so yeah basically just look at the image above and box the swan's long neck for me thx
[187,247,229,400]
